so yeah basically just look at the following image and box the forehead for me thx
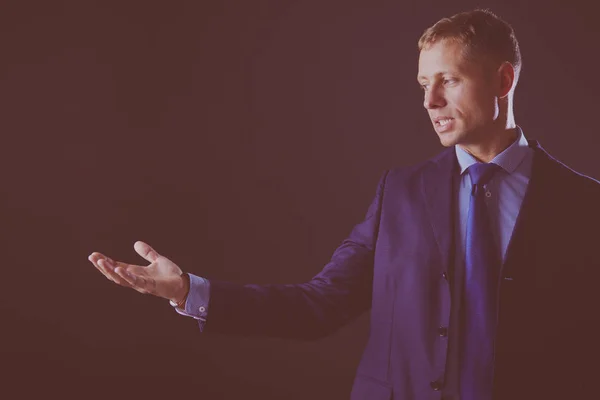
[417,39,474,80]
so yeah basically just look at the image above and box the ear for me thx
[497,61,515,98]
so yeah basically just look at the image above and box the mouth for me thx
[434,117,454,127]
[433,117,455,133]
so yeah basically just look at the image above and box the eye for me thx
[443,78,457,85]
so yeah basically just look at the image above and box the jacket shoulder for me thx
[383,147,455,186]
[534,144,600,193]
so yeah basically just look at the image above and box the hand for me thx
[88,241,189,304]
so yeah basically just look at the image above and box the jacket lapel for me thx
[501,140,555,277]
[421,147,458,278]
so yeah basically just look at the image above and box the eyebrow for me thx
[417,71,455,82]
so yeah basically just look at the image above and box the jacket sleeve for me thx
[200,170,389,340]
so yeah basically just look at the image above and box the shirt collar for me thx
[455,126,530,175]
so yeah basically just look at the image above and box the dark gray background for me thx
[2,1,598,398]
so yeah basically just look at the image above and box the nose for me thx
[423,87,446,110]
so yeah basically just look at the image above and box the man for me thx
[89,9,600,400]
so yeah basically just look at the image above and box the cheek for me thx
[446,87,473,118]
[472,85,498,115]
[452,86,495,121]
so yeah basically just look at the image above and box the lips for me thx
[433,117,455,133]
[433,116,454,126]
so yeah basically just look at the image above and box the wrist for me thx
[172,273,190,308]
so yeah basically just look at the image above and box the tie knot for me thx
[467,162,500,188]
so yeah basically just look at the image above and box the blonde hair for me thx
[418,9,522,84]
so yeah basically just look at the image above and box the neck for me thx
[458,126,518,163]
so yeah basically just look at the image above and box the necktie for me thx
[460,162,501,400]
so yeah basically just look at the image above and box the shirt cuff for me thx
[169,274,210,321]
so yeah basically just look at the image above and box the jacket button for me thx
[430,380,442,391]
[442,272,448,280]
[438,326,448,337]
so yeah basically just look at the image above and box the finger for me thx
[88,252,106,268]
[114,266,154,294]
[89,252,117,283]
[133,241,161,263]
[98,258,135,288]
[89,252,135,288]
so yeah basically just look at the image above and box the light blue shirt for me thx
[455,127,534,264]
[172,274,210,323]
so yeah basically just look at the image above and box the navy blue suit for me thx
[203,140,600,400]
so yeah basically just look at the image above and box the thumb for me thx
[134,241,161,263]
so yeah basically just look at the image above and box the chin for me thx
[437,132,461,148]
[432,122,463,147]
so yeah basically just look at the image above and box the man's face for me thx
[417,39,499,148]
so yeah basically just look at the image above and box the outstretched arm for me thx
[89,171,388,341]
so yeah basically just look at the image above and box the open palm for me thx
[89,241,187,302]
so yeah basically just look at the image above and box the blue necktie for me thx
[460,162,501,400]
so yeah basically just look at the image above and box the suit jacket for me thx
[202,140,600,400]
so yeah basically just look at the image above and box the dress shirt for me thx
[170,273,209,326]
